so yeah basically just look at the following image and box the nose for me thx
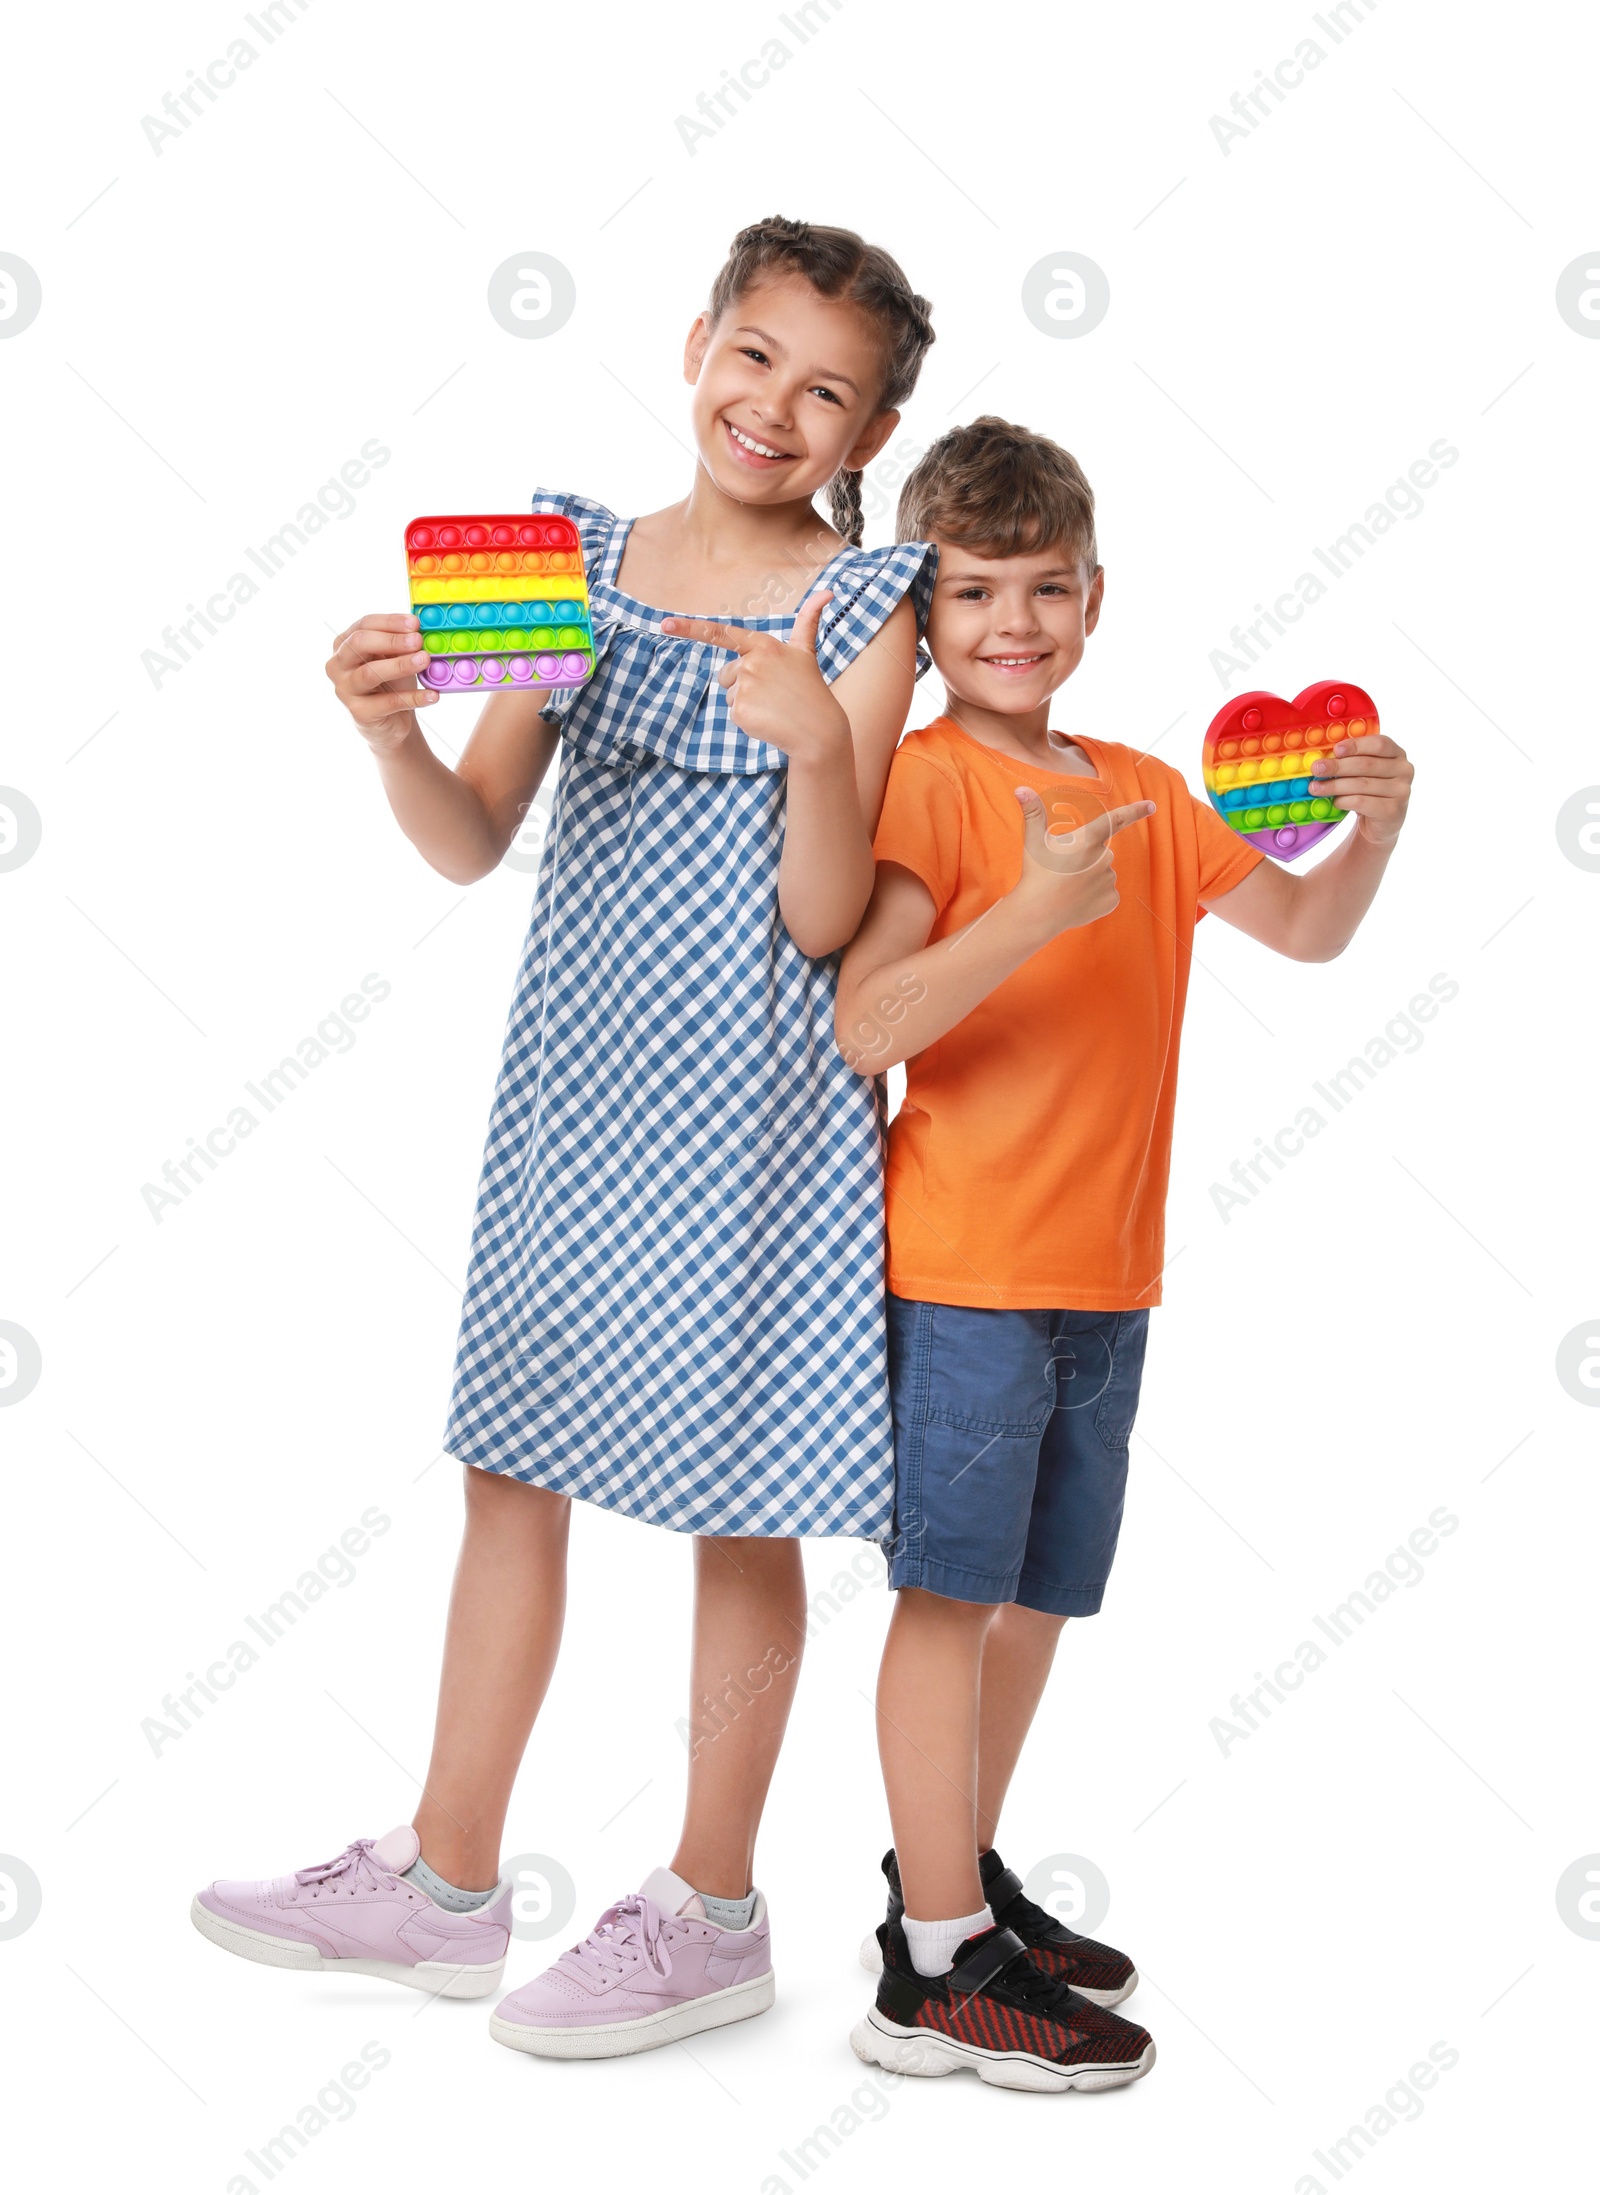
[993,592,1042,637]
[754,377,799,432]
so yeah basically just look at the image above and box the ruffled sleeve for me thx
[813,539,938,686]
[529,488,616,575]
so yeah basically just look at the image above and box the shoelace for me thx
[1004,1887,1081,1942]
[294,1839,399,1897]
[553,1894,682,1985]
[969,1934,1094,2019]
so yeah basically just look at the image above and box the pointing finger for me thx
[1101,798,1157,839]
[1062,798,1156,847]
[660,615,759,655]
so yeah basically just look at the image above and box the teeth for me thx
[986,656,1042,666]
[730,425,787,459]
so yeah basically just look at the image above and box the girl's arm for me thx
[835,792,1154,1074]
[326,612,558,885]
[661,592,920,958]
[1200,730,1413,960]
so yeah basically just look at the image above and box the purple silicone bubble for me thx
[1237,818,1340,859]
[535,652,560,677]
[507,656,532,681]
[452,658,479,685]
[422,659,451,687]
[561,651,588,675]
[480,657,507,683]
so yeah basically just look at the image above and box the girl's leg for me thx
[411,1467,572,1890]
[669,1536,807,1899]
[974,1603,1068,1852]
[875,1586,998,1920]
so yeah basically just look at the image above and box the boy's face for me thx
[924,539,1103,718]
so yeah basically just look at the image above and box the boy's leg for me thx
[670,1535,807,1898]
[975,1605,1068,1852]
[411,1466,572,1888]
[971,1305,1146,1856]
[875,1585,998,1922]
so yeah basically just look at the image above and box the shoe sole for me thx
[490,1968,775,2060]
[850,2006,1155,2093]
[855,1932,1137,2010]
[189,1896,504,2000]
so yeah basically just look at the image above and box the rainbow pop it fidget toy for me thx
[1202,680,1376,860]
[405,514,595,693]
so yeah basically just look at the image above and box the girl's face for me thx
[684,274,899,511]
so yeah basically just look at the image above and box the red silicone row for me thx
[406,515,580,555]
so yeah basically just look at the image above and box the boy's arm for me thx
[326,612,558,885]
[1200,729,1413,960]
[835,791,1154,1075]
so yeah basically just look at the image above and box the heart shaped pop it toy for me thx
[405,514,597,694]
[1202,681,1376,861]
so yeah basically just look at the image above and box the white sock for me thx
[401,1854,498,1913]
[697,1888,757,1931]
[903,1905,994,1977]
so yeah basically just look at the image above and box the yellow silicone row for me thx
[1207,746,1334,790]
[410,575,589,605]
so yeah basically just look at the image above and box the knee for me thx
[463,1463,570,1535]
[1000,1602,1069,1642]
[696,1533,803,1581]
[899,1586,1001,1631]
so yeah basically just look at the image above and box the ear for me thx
[683,311,713,386]
[1083,564,1105,636]
[845,406,900,473]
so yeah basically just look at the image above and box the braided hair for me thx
[706,216,936,547]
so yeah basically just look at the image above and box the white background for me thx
[2,0,1596,2188]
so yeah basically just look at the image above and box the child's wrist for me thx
[366,712,424,763]
[1004,876,1069,947]
[783,701,853,769]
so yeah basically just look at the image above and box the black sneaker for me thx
[850,1915,1155,2093]
[859,1847,1138,2007]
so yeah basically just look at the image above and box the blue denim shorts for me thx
[884,1297,1150,1616]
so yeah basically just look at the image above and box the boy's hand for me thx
[1309,730,1413,847]
[660,592,847,763]
[326,613,438,753]
[1011,787,1155,935]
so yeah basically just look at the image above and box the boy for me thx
[836,415,1413,2092]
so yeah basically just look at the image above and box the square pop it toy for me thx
[1202,680,1376,860]
[405,514,596,694]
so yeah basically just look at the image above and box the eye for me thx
[808,384,845,406]
[954,586,990,601]
[1036,583,1070,597]
[738,347,770,367]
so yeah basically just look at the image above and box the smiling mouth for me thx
[724,419,796,466]
[979,653,1049,670]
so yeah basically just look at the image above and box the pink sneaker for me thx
[191,1826,509,2000]
[489,1866,774,2059]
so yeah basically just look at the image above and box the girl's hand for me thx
[326,613,439,753]
[1010,787,1156,937]
[660,591,847,763]
[1309,730,1413,847]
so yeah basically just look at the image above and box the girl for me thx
[191,217,937,2060]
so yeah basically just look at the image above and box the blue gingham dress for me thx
[444,493,936,1538]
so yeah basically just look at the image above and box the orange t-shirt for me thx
[871,715,1264,1311]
